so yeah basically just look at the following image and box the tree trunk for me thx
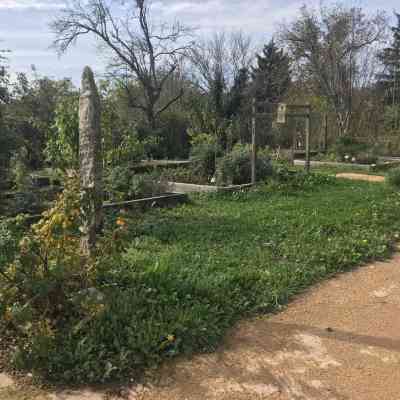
[336,110,351,137]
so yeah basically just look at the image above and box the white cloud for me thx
[0,0,397,83]
[0,0,63,10]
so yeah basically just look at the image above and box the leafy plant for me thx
[333,136,368,161]
[44,94,79,170]
[105,133,145,168]
[190,142,222,182]
[0,218,23,269]
[216,144,273,185]
[9,147,30,191]
[105,166,167,201]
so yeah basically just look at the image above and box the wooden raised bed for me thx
[168,182,253,194]
[7,193,188,225]
[132,160,193,173]
[103,192,188,210]
[294,160,371,170]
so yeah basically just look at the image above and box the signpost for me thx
[277,103,311,173]
[277,103,287,124]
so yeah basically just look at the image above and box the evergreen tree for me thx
[210,67,226,120]
[0,48,9,105]
[377,13,400,105]
[251,40,291,107]
[226,67,249,119]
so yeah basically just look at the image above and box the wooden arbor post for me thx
[251,98,257,185]
[304,104,311,173]
[277,103,312,173]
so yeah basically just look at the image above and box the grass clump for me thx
[1,173,400,384]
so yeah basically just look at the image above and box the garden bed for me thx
[103,192,188,210]
[132,159,193,173]
[295,159,371,169]
[8,193,189,224]
[168,181,253,194]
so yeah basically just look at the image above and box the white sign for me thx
[277,103,287,124]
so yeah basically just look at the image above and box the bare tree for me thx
[280,4,387,136]
[51,0,194,128]
[190,31,253,94]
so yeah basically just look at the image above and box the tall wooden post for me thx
[305,104,311,173]
[323,113,328,153]
[251,98,257,184]
[79,66,103,256]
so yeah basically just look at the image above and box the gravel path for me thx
[335,173,385,182]
[2,254,400,400]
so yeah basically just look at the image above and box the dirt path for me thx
[335,173,385,182]
[2,254,400,400]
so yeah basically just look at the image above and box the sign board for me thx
[277,103,287,124]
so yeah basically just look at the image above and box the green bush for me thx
[104,132,147,168]
[0,218,23,268]
[9,148,31,191]
[387,167,400,189]
[190,142,222,182]
[105,166,167,201]
[271,161,336,190]
[158,111,190,159]
[161,165,206,185]
[216,144,273,185]
[354,151,378,165]
[333,136,368,160]
[130,173,167,198]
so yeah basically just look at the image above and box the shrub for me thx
[130,173,168,198]
[44,95,80,170]
[162,165,207,185]
[354,151,378,165]
[333,136,368,161]
[0,175,138,383]
[158,111,190,159]
[272,164,336,190]
[0,176,89,377]
[216,144,273,185]
[105,133,145,168]
[0,218,24,269]
[9,148,31,191]
[190,142,221,182]
[105,166,167,201]
[387,167,400,189]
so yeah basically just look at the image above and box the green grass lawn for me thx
[86,178,400,380]
[2,176,400,383]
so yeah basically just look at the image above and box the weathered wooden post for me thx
[323,113,328,153]
[305,104,311,173]
[79,66,103,256]
[251,98,257,185]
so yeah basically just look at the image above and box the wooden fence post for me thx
[251,98,257,184]
[305,104,311,173]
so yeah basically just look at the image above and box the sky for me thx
[0,0,398,85]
